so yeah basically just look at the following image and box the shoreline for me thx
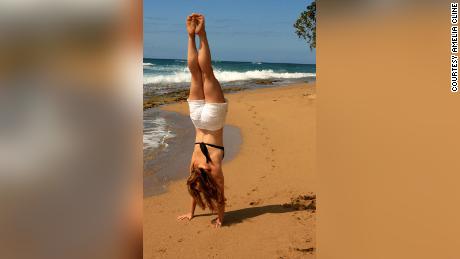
[144,82,316,258]
[143,79,315,110]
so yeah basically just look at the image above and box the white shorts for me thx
[187,99,228,131]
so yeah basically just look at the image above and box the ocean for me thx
[143,58,315,196]
[143,58,316,95]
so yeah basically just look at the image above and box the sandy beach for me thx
[144,82,316,258]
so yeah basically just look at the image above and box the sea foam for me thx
[144,69,316,85]
[143,117,175,150]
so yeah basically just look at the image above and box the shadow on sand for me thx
[194,204,295,226]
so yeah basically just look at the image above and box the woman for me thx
[176,14,228,228]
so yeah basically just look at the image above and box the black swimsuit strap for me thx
[195,142,225,163]
[195,142,224,150]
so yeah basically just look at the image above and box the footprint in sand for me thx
[283,193,316,211]
[249,199,262,206]
[247,187,258,196]
[294,247,315,254]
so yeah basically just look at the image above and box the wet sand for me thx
[143,108,242,197]
[144,82,316,258]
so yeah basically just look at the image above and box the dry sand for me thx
[144,83,317,259]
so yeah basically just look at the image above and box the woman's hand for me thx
[177,198,196,222]
[214,218,222,228]
[177,213,194,221]
[211,217,223,228]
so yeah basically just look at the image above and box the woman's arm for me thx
[215,203,225,227]
[177,197,196,221]
[214,177,225,228]
[190,197,197,216]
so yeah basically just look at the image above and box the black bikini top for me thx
[195,142,225,163]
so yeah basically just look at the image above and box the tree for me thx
[294,0,316,50]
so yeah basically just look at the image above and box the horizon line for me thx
[143,57,316,66]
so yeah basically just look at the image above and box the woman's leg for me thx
[186,15,204,100]
[195,15,225,103]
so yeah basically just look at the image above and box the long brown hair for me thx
[187,166,225,211]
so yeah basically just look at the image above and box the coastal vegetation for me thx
[294,0,316,50]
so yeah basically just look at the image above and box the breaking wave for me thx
[144,69,316,85]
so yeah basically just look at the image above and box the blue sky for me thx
[144,0,316,64]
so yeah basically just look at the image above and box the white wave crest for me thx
[144,69,315,84]
[143,117,175,150]
[143,62,154,66]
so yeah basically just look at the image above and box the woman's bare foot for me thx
[186,15,196,36]
[177,213,194,221]
[193,14,206,36]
